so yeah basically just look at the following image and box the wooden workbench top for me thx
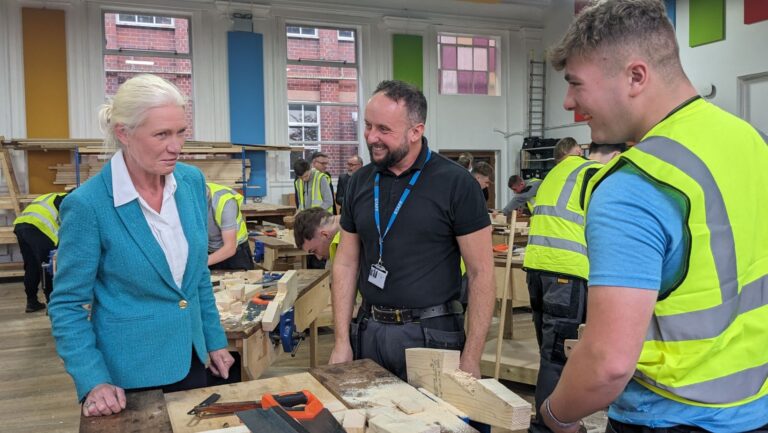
[79,389,173,433]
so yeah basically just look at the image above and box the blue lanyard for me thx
[373,148,432,265]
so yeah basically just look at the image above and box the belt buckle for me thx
[395,309,401,323]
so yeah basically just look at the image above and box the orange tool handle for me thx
[260,390,324,420]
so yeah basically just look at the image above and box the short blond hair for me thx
[554,137,579,162]
[98,74,186,149]
[548,0,682,77]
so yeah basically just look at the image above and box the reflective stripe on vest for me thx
[584,98,768,406]
[523,157,599,280]
[13,193,64,244]
[525,178,541,213]
[207,183,248,245]
[295,170,332,213]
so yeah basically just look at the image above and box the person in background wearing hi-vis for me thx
[293,158,333,213]
[13,192,68,312]
[503,175,542,216]
[311,152,337,215]
[522,141,625,433]
[540,1,768,432]
[206,182,254,270]
[553,137,583,163]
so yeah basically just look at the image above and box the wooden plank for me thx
[479,337,539,386]
[261,270,298,332]
[79,389,172,433]
[310,360,478,433]
[0,148,22,215]
[0,262,25,278]
[406,348,531,431]
[0,227,18,245]
[164,372,343,433]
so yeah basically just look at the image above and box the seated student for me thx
[206,183,254,270]
[13,192,68,312]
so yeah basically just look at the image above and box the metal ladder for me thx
[527,55,546,138]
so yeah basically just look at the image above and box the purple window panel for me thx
[473,37,489,46]
[458,71,473,94]
[489,47,496,72]
[473,71,488,94]
[441,45,457,70]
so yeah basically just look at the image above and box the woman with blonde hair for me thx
[49,74,235,417]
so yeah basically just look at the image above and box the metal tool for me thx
[187,393,221,415]
[270,307,306,357]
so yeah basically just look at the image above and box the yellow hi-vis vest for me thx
[13,192,66,245]
[295,170,333,213]
[525,178,542,213]
[524,156,601,280]
[329,231,341,262]
[207,183,248,245]
[584,98,768,407]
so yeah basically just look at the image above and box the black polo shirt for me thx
[341,137,490,308]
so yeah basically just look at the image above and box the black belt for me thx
[368,301,463,324]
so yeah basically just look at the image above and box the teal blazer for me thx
[49,162,227,401]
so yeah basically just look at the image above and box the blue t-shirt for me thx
[586,164,768,433]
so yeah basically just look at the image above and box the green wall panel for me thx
[392,34,423,90]
[689,0,725,47]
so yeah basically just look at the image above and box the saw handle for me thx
[261,390,324,420]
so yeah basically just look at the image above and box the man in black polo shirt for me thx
[329,80,495,380]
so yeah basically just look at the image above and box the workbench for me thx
[240,202,295,226]
[221,269,330,380]
[254,235,309,271]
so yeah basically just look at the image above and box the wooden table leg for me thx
[309,319,319,368]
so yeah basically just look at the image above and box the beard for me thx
[368,136,410,169]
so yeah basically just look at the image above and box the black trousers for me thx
[14,224,55,304]
[526,270,588,433]
[350,305,465,381]
[607,418,768,433]
[126,349,241,395]
[209,242,254,271]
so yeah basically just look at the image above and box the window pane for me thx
[289,105,303,123]
[441,70,458,94]
[489,47,496,72]
[440,35,456,44]
[457,47,473,70]
[458,71,473,94]
[489,39,496,47]
[105,13,190,54]
[473,71,488,94]
[301,27,317,35]
[304,127,318,141]
[304,105,318,123]
[457,36,473,45]
[441,45,457,70]
[287,26,300,34]
[118,14,136,22]
[287,66,358,103]
[473,47,487,71]
[489,72,497,95]
[289,127,303,141]
[317,105,358,141]
[473,37,489,46]
[287,28,355,62]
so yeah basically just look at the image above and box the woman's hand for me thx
[209,349,235,379]
[82,383,126,417]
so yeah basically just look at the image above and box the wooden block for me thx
[227,284,245,301]
[342,409,367,433]
[199,426,250,433]
[416,387,468,420]
[406,348,530,430]
[230,301,243,315]
[368,414,439,433]
[261,270,298,332]
[245,270,263,282]
[395,398,423,415]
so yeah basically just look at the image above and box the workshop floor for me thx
[0,279,607,433]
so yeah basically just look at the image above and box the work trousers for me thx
[209,242,254,271]
[14,224,55,304]
[350,304,466,381]
[607,418,768,433]
[526,270,588,433]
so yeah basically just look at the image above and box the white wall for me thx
[542,0,768,142]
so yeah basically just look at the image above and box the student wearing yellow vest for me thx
[13,192,67,312]
[541,1,768,433]
[206,183,253,270]
[523,141,624,433]
[293,158,333,213]
[311,152,337,215]
[293,207,340,263]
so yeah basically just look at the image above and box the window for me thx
[438,33,500,96]
[116,14,174,28]
[286,25,360,178]
[286,26,318,38]
[103,12,194,137]
[338,30,355,41]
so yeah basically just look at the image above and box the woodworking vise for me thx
[270,307,306,357]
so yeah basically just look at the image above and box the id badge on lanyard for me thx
[370,148,431,290]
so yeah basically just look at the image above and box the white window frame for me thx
[288,104,321,144]
[337,29,355,41]
[116,13,175,29]
[286,26,318,39]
